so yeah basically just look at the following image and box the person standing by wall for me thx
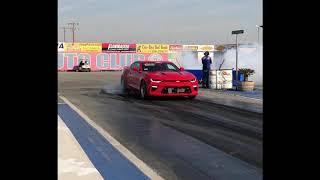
[201,51,212,88]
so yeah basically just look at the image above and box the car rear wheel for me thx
[139,81,148,99]
[121,77,127,90]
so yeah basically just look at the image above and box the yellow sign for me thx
[183,45,199,51]
[198,45,214,52]
[64,43,102,52]
[136,44,169,53]
[64,43,80,52]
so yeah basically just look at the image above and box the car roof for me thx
[137,61,172,64]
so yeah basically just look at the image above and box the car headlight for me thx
[190,78,197,83]
[150,79,161,83]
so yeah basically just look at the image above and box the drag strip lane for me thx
[58,90,262,179]
[59,94,262,180]
[58,72,263,179]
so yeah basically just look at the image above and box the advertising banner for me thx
[183,45,199,51]
[102,43,136,52]
[182,45,214,52]
[144,53,168,61]
[64,43,102,52]
[64,43,81,52]
[136,44,169,53]
[58,52,168,71]
[210,69,233,89]
[80,43,102,52]
[169,44,183,52]
[198,45,214,52]
[58,42,64,52]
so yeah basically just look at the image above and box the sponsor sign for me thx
[80,43,102,52]
[64,43,81,52]
[64,43,102,52]
[198,45,214,52]
[58,42,64,52]
[102,43,136,52]
[183,45,199,51]
[147,53,164,61]
[169,44,183,52]
[136,44,169,53]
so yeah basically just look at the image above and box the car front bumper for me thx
[146,81,198,97]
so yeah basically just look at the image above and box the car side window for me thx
[135,62,140,71]
[130,63,136,70]
[130,62,140,71]
[166,63,176,70]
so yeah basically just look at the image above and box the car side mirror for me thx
[180,67,185,71]
[133,66,138,72]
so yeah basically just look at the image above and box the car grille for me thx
[161,87,192,94]
[162,80,189,82]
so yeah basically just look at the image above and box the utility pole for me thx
[231,30,244,90]
[256,25,263,45]
[60,26,72,42]
[236,34,238,86]
[256,25,263,84]
[67,22,79,44]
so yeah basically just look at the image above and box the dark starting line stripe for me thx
[58,104,149,180]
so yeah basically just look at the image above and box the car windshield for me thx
[142,62,179,72]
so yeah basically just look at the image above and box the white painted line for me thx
[59,95,164,180]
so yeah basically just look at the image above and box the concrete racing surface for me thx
[58,72,263,180]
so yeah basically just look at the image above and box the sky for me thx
[58,0,262,44]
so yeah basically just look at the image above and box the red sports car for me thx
[121,61,198,99]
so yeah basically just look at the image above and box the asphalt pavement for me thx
[58,72,263,180]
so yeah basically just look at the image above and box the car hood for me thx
[147,71,196,81]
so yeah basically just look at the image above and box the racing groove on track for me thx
[58,72,263,180]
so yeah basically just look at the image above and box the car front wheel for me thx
[139,81,148,99]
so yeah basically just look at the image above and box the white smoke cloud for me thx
[214,43,263,86]
[170,51,201,70]
[180,51,202,70]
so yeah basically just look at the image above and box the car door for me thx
[132,62,142,89]
[127,63,136,88]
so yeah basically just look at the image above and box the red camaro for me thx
[121,61,198,99]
